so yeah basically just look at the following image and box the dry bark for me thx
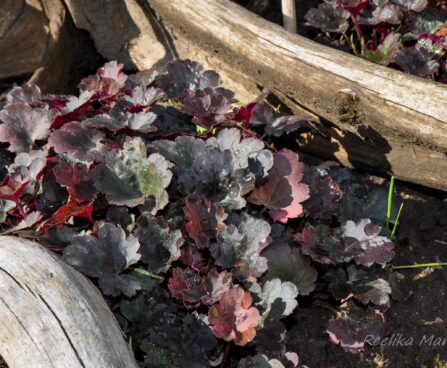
[0,236,138,368]
[0,0,101,94]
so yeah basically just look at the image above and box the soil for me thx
[287,174,447,368]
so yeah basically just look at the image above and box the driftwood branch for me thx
[0,236,138,368]
[281,0,297,33]
[0,0,102,94]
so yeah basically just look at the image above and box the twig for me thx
[281,0,297,33]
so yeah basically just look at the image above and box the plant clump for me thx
[0,59,398,367]
[305,0,447,83]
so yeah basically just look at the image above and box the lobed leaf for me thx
[327,301,389,354]
[0,103,57,153]
[63,222,141,297]
[92,137,173,209]
[305,3,350,33]
[248,149,309,223]
[262,241,317,296]
[184,195,227,247]
[208,287,260,346]
[249,103,308,137]
[135,213,184,274]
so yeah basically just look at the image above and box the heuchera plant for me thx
[305,0,447,83]
[0,59,398,367]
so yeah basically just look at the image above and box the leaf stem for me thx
[220,342,231,368]
[393,262,447,270]
[350,14,364,51]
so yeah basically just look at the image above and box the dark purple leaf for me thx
[325,265,392,307]
[62,222,141,297]
[358,3,402,25]
[262,241,317,295]
[48,121,106,162]
[327,301,389,354]
[182,87,235,129]
[305,3,350,33]
[249,103,309,137]
[134,213,184,274]
[156,59,221,99]
[303,168,343,220]
[395,46,440,77]
[211,212,271,278]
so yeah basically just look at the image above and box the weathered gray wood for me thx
[0,236,138,368]
[63,0,167,69]
[0,0,48,80]
[281,0,297,33]
[0,0,102,94]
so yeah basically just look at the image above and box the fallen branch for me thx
[0,236,138,368]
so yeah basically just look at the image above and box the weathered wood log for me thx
[0,0,48,80]
[63,0,168,70]
[281,0,297,33]
[0,0,101,94]
[0,236,138,368]
[60,0,447,190]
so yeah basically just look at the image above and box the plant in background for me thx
[0,59,399,367]
[305,0,447,83]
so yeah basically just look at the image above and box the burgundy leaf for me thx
[0,103,57,153]
[37,197,94,234]
[53,159,96,201]
[168,267,207,306]
[48,121,106,162]
[327,301,389,354]
[78,61,127,96]
[184,195,227,247]
[248,149,309,223]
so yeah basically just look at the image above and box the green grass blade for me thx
[390,202,404,240]
[386,176,395,228]
[393,262,447,270]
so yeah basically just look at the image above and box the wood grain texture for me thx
[0,236,138,368]
[0,0,48,79]
[63,0,167,69]
[281,0,297,33]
